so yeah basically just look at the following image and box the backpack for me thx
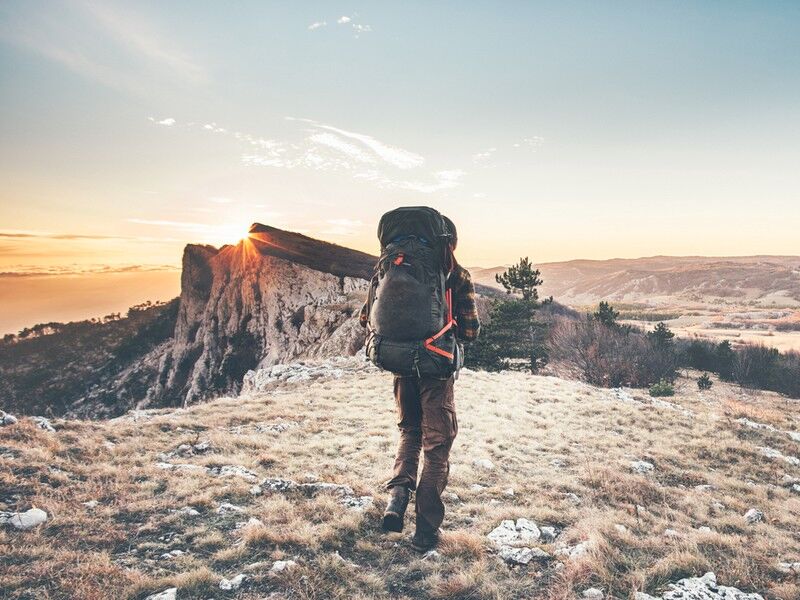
[365,206,463,377]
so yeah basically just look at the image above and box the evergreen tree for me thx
[495,257,543,303]
[592,301,620,328]
[468,258,548,373]
[714,341,736,380]
[648,322,675,347]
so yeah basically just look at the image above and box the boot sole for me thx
[382,511,404,533]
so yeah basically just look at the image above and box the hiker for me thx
[360,207,480,552]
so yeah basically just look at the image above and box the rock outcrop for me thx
[148,224,377,406]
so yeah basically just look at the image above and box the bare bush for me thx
[549,317,676,388]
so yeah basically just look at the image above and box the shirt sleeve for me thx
[452,267,480,341]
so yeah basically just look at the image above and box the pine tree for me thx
[648,322,675,347]
[592,301,620,328]
[495,257,543,303]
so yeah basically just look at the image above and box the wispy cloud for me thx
[1,230,137,241]
[308,14,371,37]
[151,116,464,195]
[0,264,180,277]
[0,2,205,96]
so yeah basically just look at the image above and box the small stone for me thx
[583,588,604,599]
[550,457,567,468]
[498,545,550,565]
[270,559,298,574]
[8,507,47,530]
[302,472,319,482]
[144,589,177,600]
[159,549,185,560]
[630,460,654,474]
[563,492,582,505]
[469,484,487,492]
[614,524,628,534]
[663,528,680,538]
[697,526,712,533]
[177,506,200,516]
[31,417,56,433]
[634,593,659,600]
[473,458,495,470]
[422,549,441,561]
[0,411,18,426]
[540,526,557,542]
[242,517,264,529]
[502,487,515,497]
[216,502,246,514]
[250,484,263,496]
[340,495,373,511]
[83,500,99,509]
[443,492,460,503]
[193,440,211,453]
[792,484,800,494]
[694,484,714,492]
[744,508,763,524]
[219,573,246,590]
[778,562,800,574]
[555,540,592,559]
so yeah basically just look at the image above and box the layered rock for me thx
[148,224,377,406]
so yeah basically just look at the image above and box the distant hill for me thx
[470,255,800,307]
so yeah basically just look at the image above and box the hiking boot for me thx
[410,527,439,552]
[382,486,410,532]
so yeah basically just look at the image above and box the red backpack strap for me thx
[424,287,455,360]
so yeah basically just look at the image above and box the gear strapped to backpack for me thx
[365,206,464,377]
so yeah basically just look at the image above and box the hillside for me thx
[2,363,799,599]
[471,256,800,307]
[0,300,179,417]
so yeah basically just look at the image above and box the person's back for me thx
[360,208,480,551]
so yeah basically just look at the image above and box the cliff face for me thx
[148,225,376,406]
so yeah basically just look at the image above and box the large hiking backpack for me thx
[365,207,463,377]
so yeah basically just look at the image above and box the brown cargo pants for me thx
[386,374,458,532]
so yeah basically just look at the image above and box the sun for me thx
[202,219,253,246]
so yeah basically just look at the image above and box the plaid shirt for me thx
[359,264,480,342]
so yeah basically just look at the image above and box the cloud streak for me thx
[151,116,464,195]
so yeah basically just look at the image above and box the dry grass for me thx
[1,368,799,599]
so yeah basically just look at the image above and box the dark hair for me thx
[442,215,457,250]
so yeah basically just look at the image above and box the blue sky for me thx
[1,1,799,267]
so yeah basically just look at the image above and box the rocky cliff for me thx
[148,224,377,407]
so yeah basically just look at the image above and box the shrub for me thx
[649,379,675,397]
[697,373,713,391]
[549,317,676,388]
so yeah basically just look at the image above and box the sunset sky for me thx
[1,0,799,275]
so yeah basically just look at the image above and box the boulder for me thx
[638,572,763,600]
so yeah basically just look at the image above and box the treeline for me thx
[466,260,800,399]
[2,300,171,344]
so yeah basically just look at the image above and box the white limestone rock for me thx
[630,460,655,474]
[144,589,177,600]
[8,508,47,530]
[219,573,246,590]
[488,519,541,547]
[744,508,763,524]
